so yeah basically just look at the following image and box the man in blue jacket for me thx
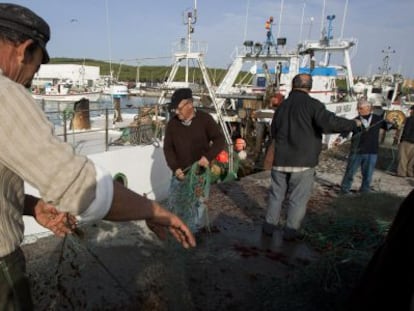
[263,73,360,241]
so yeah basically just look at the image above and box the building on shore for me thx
[33,64,101,89]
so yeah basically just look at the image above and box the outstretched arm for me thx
[104,182,196,249]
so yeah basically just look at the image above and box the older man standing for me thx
[0,4,195,309]
[263,74,360,240]
[337,98,393,194]
[163,88,225,233]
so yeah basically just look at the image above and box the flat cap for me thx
[0,3,50,63]
[169,88,193,110]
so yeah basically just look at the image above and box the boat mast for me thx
[320,0,326,38]
[135,61,140,86]
[183,1,197,84]
[299,1,306,42]
[277,0,284,39]
[324,14,335,65]
[105,0,113,85]
[379,46,395,77]
[243,0,250,42]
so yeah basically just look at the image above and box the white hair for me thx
[357,97,372,108]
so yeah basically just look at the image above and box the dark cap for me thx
[169,88,193,110]
[0,3,50,63]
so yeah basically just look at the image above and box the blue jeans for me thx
[167,177,207,233]
[265,168,315,230]
[341,153,378,193]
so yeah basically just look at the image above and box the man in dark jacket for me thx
[262,73,360,240]
[337,98,392,193]
[163,88,225,233]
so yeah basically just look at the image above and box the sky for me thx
[4,0,414,78]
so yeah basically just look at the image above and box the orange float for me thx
[215,150,229,163]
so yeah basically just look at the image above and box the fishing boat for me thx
[214,12,359,152]
[23,105,170,240]
[102,83,129,97]
[352,47,408,114]
[32,90,102,103]
[32,81,102,103]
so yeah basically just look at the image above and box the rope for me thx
[339,116,399,174]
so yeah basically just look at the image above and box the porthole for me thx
[113,172,128,187]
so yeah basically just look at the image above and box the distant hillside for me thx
[49,58,235,86]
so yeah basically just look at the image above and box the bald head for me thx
[292,74,313,91]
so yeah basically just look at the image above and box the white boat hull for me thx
[23,143,171,240]
[32,92,102,102]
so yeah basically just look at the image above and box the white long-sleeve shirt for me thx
[0,71,113,257]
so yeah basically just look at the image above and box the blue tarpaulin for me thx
[254,66,337,76]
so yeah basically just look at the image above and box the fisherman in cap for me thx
[163,88,225,234]
[0,4,195,309]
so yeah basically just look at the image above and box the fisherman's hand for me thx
[198,156,209,168]
[145,203,196,249]
[355,119,362,127]
[175,168,185,181]
[33,201,76,237]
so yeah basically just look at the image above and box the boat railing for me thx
[171,39,208,55]
[230,45,298,61]
[44,106,167,155]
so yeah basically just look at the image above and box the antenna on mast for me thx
[326,14,336,44]
[182,1,198,83]
[379,46,396,76]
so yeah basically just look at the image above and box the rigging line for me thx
[105,0,112,81]
[340,0,349,39]
[349,116,394,140]
[338,116,398,172]
[299,1,306,43]
[243,0,250,42]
